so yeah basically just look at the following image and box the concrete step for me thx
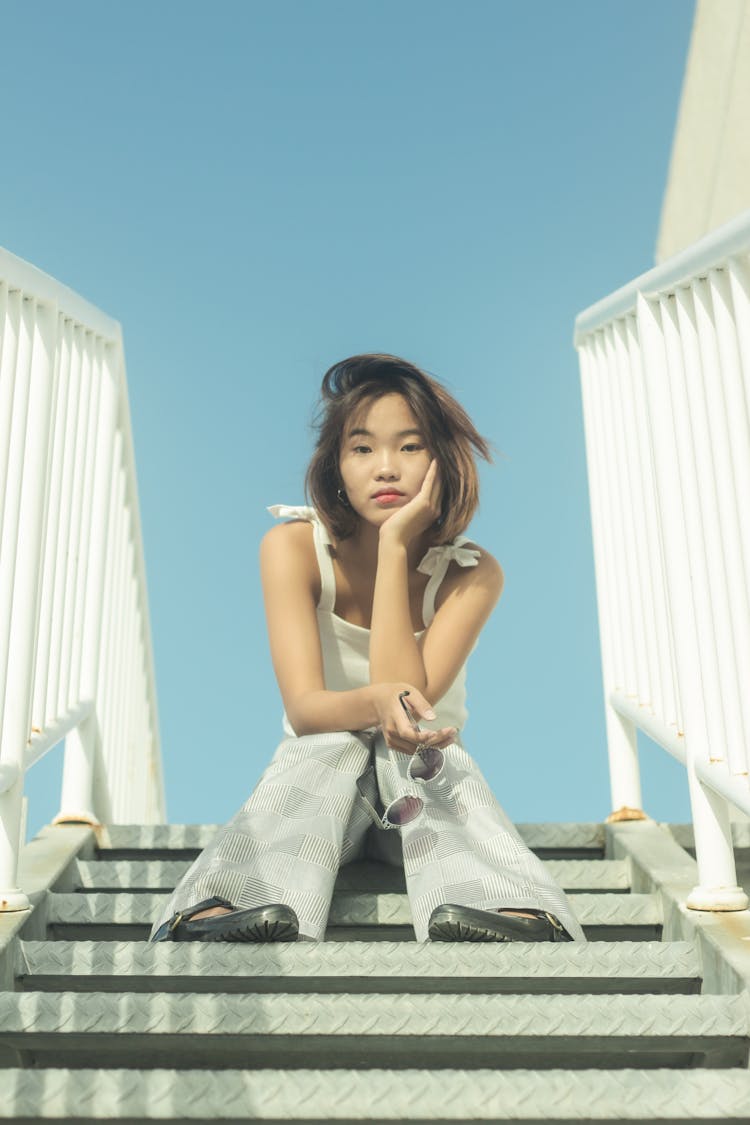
[70,856,630,893]
[0,991,746,1070]
[92,821,606,860]
[43,891,662,942]
[14,939,701,995]
[4,1067,750,1122]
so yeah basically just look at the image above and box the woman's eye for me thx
[402,443,424,453]
[352,445,371,454]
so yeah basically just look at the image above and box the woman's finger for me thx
[423,460,441,516]
[402,688,437,723]
[421,458,437,488]
[427,459,441,499]
[431,731,458,749]
[385,735,419,754]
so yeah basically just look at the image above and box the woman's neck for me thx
[342,519,430,570]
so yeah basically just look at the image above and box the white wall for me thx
[657,0,750,262]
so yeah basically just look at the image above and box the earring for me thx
[337,487,350,506]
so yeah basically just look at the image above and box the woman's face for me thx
[338,393,434,528]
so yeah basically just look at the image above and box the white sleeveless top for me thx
[268,505,481,737]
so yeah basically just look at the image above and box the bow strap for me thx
[267,503,319,525]
[417,536,481,577]
[418,536,481,628]
[267,504,336,611]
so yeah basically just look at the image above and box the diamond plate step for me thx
[669,823,750,850]
[4,1067,750,1122]
[43,891,661,942]
[14,939,700,995]
[93,821,606,860]
[0,992,746,1070]
[71,856,630,893]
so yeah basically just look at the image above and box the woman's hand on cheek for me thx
[379,460,441,548]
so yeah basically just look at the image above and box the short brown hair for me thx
[305,353,492,543]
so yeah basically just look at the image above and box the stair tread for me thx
[45,890,660,926]
[1,989,745,1036]
[17,937,698,982]
[3,1066,750,1120]
[93,821,606,853]
[73,857,630,892]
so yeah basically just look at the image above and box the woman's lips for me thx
[373,491,404,504]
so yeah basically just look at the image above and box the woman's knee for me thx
[268,730,372,775]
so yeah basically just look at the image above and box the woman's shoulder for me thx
[261,517,315,549]
[438,538,504,597]
[259,517,321,597]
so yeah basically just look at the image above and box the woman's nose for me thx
[375,457,399,479]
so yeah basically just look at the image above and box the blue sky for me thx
[2,0,697,836]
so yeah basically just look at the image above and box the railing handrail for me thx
[575,209,750,342]
[0,248,121,342]
[108,342,163,807]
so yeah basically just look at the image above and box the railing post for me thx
[56,344,119,825]
[0,300,56,911]
[686,758,747,909]
[603,707,642,821]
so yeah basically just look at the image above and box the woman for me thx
[150,354,585,944]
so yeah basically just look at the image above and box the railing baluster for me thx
[579,340,641,814]
[103,466,128,802]
[0,291,25,735]
[625,315,676,727]
[118,569,138,822]
[69,335,101,704]
[660,293,728,765]
[56,325,84,718]
[674,284,748,779]
[612,319,650,706]
[0,283,13,538]
[0,247,163,909]
[63,332,94,713]
[0,298,56,906]
[46,319,74,726]
[591,332,627,692]
[707,269,750,771]
[575,213,750,909]
[31,314,65,735]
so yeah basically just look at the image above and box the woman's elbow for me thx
[285,705,316,737]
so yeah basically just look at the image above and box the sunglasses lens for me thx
[408,747,444,782]
[385,795,423,826]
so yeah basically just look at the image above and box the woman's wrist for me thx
[377,525,410,553]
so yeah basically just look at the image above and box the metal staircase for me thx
[2,818,750,1121]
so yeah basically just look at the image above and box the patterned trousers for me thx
[149,730,586,943]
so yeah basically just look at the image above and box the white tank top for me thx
[268,505,481,737]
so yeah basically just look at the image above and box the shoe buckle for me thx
[167,911,184,934]
[543,910,565,934]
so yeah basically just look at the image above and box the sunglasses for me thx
[355,691,447,830]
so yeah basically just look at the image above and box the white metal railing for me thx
[0,248,164,911]
[575,209,750,911]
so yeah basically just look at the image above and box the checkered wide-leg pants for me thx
[149,730,586,942]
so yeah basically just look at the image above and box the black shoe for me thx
[428,903,573,942]
[150,896,299,943]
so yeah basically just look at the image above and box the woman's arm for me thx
[369,460,441,687]
[260,521,451,748]
[418,549,504,702]
[370,539,504,701]
[369,460,504,701]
